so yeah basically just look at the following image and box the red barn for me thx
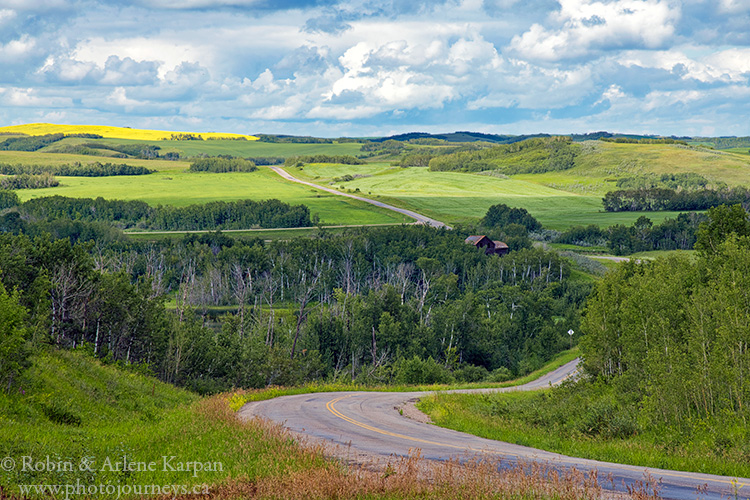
[465,235,509,256]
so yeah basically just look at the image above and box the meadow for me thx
[291,163,686,230]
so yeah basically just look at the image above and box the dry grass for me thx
[173,394,660,500]
[0,123,257,141]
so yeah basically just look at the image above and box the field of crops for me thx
[0,123,257,141]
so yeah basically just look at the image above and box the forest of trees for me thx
[0,218,588,393]
[284,155,365,166]
[577,205,750,443]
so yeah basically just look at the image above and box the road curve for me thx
[270,166,451,229]
[239,359,748,500]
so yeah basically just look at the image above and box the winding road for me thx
[270,166,451,229]
[239,359,749,500]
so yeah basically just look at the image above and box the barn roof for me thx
[465,235,487,245]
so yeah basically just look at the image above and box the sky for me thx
[1,0,749,137]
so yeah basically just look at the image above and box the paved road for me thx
[239,359,748,500]
[270,166,451,229]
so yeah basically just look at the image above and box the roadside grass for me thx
[289,164,687,230]
[418,385,750,479]
[0,123,256,141]
[1,348,624,500]
[15,167,404,226]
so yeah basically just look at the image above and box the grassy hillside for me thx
[0,349,337,497]
[0,123,257,141]
[1,349,618,500]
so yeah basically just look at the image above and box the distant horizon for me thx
[2,122,746,141]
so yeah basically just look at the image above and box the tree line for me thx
[284,155,365,167]
[602,186,750,212]
[0,173,59,190]
[556,213,706,255]
[189,157,257,173]
[6,195,312,231]
[0,162,154,177]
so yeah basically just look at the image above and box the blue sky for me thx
[1,0,749,137]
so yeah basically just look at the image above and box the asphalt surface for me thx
[270,166,451,229]
[239,359,749,500]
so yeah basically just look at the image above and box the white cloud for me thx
[510,0,680,61]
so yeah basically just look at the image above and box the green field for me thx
[37,136,364,159]
[291,164,686,230]
[16,167,406,226]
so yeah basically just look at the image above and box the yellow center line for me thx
[325,393,744,488]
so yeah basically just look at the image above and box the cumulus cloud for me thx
[0,0,747,136]
[509,0,680,61]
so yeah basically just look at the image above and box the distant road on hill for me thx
[270,166,451,229]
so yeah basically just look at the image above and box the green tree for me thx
[0,281,31,392]
[695,204,750,254]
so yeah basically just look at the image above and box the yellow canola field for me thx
[0,123,258,141]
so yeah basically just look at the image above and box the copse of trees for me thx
[0,133,66,151]
[557,213,705,255]
[189,157,257,173]
[483,204,542,232]
[581,207,750,430]
[0,190,19,209]
[0,173,59,190]
[0,162,154,177]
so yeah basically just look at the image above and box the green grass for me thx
[66,137,364,159]
[0,347,588,499]
[16,167,404,226]
[291,165,688,230]
[0,150,191,170]
[0,349,341,498]
[418,379,750,479]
